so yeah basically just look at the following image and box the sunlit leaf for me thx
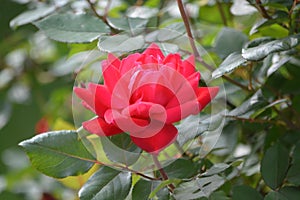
[242,34,300,61]
[19,130,95,178]
[212,52,247,79]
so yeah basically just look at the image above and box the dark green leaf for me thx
[79,166,131,200]
[164,158,200,179]
[261,143,289,189]
[264,191,288,200]
[279,186,300,200]
[34,13,110,43]
[242,34,300,61]
[132,179,153,200]
[227,90,267,118]
[101,134,141,166]
[214,27,248,59]
[10,5,57,28]
[286,162,300,186]
[98,34,144,53]
[232,185,263,200]
[212,52,247,79]
[19,130,95,178]
[210,191,230,200]
[174,175,225,200]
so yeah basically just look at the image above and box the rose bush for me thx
[74,43,218,154]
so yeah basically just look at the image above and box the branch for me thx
[255,0,272,19]
[152,155,175,192]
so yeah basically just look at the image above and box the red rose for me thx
[74,43,218,154]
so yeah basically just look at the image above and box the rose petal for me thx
[163,53,181,70]
[102,59,121,92]
[181,55,196,77]
[131,84,175,106]
[142,43,165,60]
[166,100,199,123]
[120,53,141,74]
[197,87,219,110]
[74,86,95,112]
[130,124,178,154]
[83,117,123,136]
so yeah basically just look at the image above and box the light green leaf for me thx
[107,17,148,35]
[212,52,247,79]
[242,34,300,61]
[10,6,57,28]
[261,143,289,189]
[157,23,185,42]
[202,163,230,176]
[78,166,131,200]
[34,13,110,43]
[19,130,95,178]
[98,34,145,53]
[232,185,263,200]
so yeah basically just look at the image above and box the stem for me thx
[216,0,228,26]
[176,0,201,60]
[223,75,251,92]
[177,0,252,93]
[152,155,175,192]
[255,0,272,19]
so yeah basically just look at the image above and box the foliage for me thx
[1,0,300,199]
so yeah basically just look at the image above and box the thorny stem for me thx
[152,155,176,192]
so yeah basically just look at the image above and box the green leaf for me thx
[174,175,225,200]
[132,179,153,200]
[107,17,148,35]
[214,27,248,59]
[227,90,267,118]
[202,163,230,176]
[34,13,110,43]
[10,5,57,28]
[79,166,131,200]
[287,141,300,185]
[163,158,200,179]
[264,191,288,200]
[19,130,95,178]
[210,191,230,200]
[261,143,289,189]
[212,52,247,79]
[232,185,263,200]
[279,186,300,200]
[98,34,145,53]
[157,23,185,42]
[242,34,300,61]
[101,134,141,166]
